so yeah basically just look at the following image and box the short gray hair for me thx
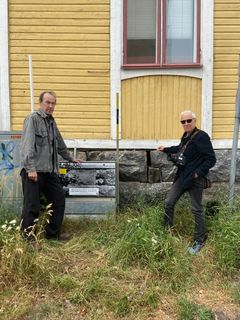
[180,110,196,119]
[39,91,57,104]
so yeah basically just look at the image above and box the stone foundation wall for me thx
[71,149,237,206]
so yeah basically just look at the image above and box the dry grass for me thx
[0,202,240,319]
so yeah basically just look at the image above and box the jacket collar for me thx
[183,126,199,140]
[37,108,54,120]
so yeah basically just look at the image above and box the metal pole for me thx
[228,55,240,210]
[116,93,120,213]
[28,54,34,112]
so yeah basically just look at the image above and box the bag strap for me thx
[180,129,200,152]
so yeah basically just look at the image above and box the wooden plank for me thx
[214,76,238,83]
[10,83,109,91]
[215,4,240,11]
[214,111,235,117]
[214,40,240,47]
[10,61,109,69]
[10,33,109,40]
[9,18,108,27]
[9,4,110,12]
[10,11,109,19]
[10,54,109,63]
[213,97,235,104]
[215,11,240,18]
[9,40,109,49]
[10,0,109,4]
[12,110,110,118]
[214,54,239,61]
[215,19,240,25]
[10,26,109,34]
[215,34,240,40]
[215,25,240,32]
[10,75,110,84]
[10,43,109,54]
[10,69,110,77]
[213,132,234,139]
[10,90,109,98]
[10,95,110,103]
[213,90,237,97]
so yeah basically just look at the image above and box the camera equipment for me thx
[167,152,186,166]
[166,129,200,167]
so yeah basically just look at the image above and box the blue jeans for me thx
[164,176,206,242]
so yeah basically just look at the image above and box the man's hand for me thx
[157,145,165,152]
[73,159,84,163]
[28,171,38,182]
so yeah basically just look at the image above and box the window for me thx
[123,0,201,68]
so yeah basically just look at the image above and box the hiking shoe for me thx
[187,240,204,255]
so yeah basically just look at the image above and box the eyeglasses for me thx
[180,119,193,124]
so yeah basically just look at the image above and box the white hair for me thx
[180,110,196,119]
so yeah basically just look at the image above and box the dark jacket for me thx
[163,127,216,190]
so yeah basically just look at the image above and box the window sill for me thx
[122,63,202,70]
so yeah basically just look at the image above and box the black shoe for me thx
[46,232,71,241]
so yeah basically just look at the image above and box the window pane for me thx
[166,0,195,64]
[127,0,156,64]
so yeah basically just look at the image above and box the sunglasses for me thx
[180,119,193,124]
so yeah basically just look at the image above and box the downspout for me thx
[228,55,240,210]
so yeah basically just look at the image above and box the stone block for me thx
[148,167,161,183]
[150,150,176,181]
[88,150,147,182]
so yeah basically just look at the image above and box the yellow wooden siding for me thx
[8,0,110,139]
[121,75,202,140]
[213,0,240,139]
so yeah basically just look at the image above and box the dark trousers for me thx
[164,177,206,242]
[20,169,65,239]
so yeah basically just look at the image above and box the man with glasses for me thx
[20,91,77,245]
[157,110,216,254]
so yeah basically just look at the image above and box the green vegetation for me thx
[0,199,239,319]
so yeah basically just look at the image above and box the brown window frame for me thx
[123,0,201,69]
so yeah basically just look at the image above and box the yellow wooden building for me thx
[0,0,239,149]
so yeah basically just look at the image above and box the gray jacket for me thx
[20,108,73,173]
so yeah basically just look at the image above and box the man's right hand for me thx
[157,145,165,152]
[28,171,38,182]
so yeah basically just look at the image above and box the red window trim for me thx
[123,0,201,69]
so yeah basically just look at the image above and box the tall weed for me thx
[208,204,240,275]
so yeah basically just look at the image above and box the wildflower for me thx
[47,210,53,216]
[6,226,12,232]
[151,237,158,245]
[1,224,7,230]
[46,203,52,210]
[9,219,16,225]
[16,247,24,254]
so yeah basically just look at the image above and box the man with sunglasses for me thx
[157,110,216,254]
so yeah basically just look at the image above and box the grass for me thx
[0,198,240,319]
